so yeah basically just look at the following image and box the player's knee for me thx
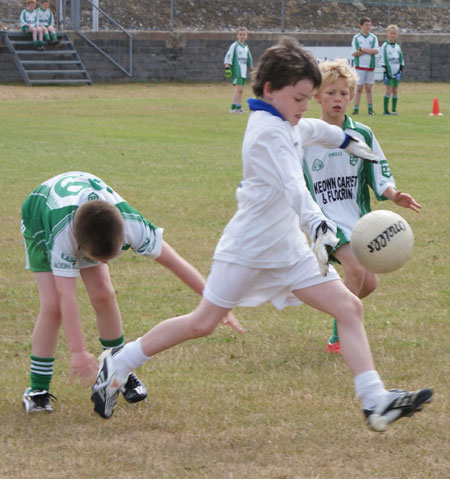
[90,283,116,306]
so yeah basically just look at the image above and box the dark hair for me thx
[73,200,124,260]
[252,37,321,98]
[360,17,371,25]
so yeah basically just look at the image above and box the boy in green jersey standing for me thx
[224,26,254,113]
[303,60,421,354]
[351,17,379,115]
[381,25,404,115]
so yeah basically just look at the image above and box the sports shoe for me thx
[91,348,126,418]
[326,339,341,354]
[352,110,359,115]
[383,111,391,115]
[391,111,399,115]
[364,388,433,432]
[121,372,148,403]
[368,110,376,115]
[22,388,56,413]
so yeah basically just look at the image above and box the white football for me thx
[351,210,414,274]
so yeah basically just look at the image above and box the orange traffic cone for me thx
[429,97,443,116]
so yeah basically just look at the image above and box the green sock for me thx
[99,334,124,350]
[384,95,390,112]
[30,355,54,391]
[329,319,339,343]
[51,32,57,41]
[353,105,359,112]
[392,96,398,112]
[44,33,50,41]
[368,104,373,112]
[33,40,38,47]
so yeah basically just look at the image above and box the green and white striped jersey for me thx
[21,172,163,277]
[224,41,253,80]
[19,8,37,27]
[351,32,379,69]
[36,7,55,27]
[303,116,396,243]
[380,42,404,77]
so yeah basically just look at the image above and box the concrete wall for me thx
[1,31,449,84]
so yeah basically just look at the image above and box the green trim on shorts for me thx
[23,228,51,272]
[233,77,246,86]
[21,26,30,34]
[329,227,348,264]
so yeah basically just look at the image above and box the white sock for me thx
[112,337,150,382]
[354,370,387,411]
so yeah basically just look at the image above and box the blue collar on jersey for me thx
[247,98,285,121]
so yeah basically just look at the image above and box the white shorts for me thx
[203,253,340,310]
[356,69,375,85]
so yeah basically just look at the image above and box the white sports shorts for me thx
[203,253,340,310]
[356,69,375,85]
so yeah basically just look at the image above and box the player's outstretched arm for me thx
[383,187,422,213]
[156,241,205,295]
[340,134,379,163]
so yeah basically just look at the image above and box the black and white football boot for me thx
[91,348,126,419]
[22,388,57,414]
[365,387,433,432]
[121,372,148,403]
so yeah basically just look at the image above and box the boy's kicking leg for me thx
[293,279,432,431]
[91,298,232,418]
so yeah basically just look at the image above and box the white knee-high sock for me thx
[112,337,150,382]
[354,370,387,411]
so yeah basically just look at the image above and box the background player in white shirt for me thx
[303,59,421,354]
[224,26,254,113]
[91,38,432,431]
[36,0,58,45]
[19,0,44,50]
[351,17,379,115]
[380,25,405,115]
[20,172,240,413]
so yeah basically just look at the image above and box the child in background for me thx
[21,171,241,414]
[91,38,432,433]
[351,17,379,115]
[303,59,421,354]
[380,25,404,115]
[36,0,58,45]
[19,0,44,51]
[224,26,253,113]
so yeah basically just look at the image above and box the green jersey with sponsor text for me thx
[303,115,396,244]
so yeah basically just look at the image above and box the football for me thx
[351,210,414,274]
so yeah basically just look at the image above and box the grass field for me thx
[0,82,449,479]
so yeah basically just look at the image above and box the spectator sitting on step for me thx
[36,0,58,45]
[19,0,44,51]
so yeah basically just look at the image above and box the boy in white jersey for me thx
[91,39,432,431]
[19,0,44,51]
[36,0,58,45]
[351,17,379,115]
[224,26,254,113]
[381,25,404,115]
[303,59,421,354]
[20,171,240,414]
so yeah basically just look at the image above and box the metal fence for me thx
[1,0,450,33]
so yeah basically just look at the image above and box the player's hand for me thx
[312,221,339,276]
[383,73,389,85]
[342,134,379,163]
[222,312,245,333]
[224,67,232,79]
[392,190,422,213]
[68,350,98,387]
[394,72,402,81]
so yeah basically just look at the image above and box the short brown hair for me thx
[73,200,124,260]
[360,17,371,26]
[252,36,321,98]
